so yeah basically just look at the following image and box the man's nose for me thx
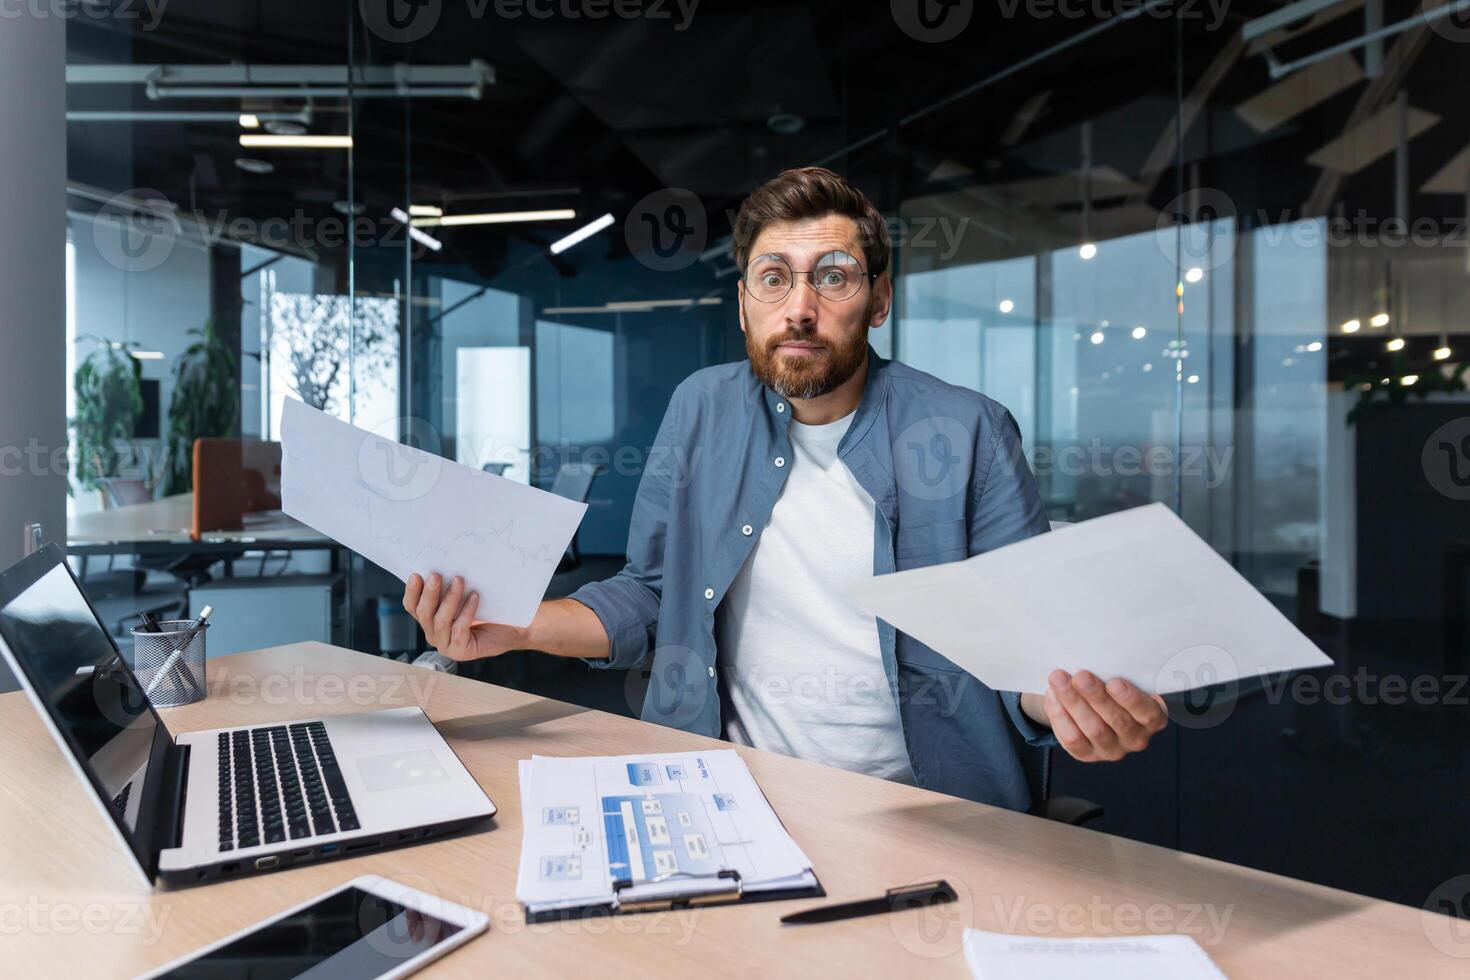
[781,277,821,325]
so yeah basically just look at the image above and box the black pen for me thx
[780,880,957,925]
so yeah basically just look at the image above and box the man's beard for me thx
[746,300,872,401]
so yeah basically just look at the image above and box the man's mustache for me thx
[766,332,826,353]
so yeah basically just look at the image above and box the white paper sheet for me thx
[515,750,814,914]
[963,929,1227,980]
[848,503,1332,696]
[280,398,586,627]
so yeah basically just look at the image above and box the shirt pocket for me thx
[895,518,968,568]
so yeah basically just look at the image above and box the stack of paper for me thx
[516,750,817,917]
[963,929,1228,979]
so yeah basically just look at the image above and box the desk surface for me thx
[68,492,327,547]
[2,643,1461,977]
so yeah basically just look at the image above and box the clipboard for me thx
[523,867,825,922]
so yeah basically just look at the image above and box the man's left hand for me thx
[1022,670,1169,762]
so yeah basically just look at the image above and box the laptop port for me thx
[345,840,378,853]
[222,862,240,873]
[254,855,279,870]
[320,844,338,855]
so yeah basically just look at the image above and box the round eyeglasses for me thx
[742,251,876,304]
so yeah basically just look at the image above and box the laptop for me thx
[0,544,496,887]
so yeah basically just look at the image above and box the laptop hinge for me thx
[157,741,191,853]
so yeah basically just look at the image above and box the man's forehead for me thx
[749,215,863,259]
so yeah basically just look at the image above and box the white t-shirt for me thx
[716,409,915,784]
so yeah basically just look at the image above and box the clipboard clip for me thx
[611,869,744,913]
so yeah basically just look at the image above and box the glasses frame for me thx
[740,252,879,304]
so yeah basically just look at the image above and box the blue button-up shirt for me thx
[571,348,1056,810]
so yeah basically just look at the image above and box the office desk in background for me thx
[1,643,1460,977]
[67,492,332,555]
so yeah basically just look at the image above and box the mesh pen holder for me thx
[130,621,209,708]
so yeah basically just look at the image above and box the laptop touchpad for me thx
[355,749,449,792]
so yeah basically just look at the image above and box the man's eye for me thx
[818,270,849,287]
[760,272,787,287]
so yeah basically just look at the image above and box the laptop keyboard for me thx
[216,721,360,851]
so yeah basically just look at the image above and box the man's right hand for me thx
[403,572,529,662]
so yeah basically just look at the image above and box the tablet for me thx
[140,874,488,979]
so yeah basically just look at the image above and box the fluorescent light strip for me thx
[390,208,443,252]
[129,350,165,360]
[408,204,443,218]
[417,208,576,228]
[239,134,352,149]
[543,297,723,315]
[550,212,615,255]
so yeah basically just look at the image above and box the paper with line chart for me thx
[516,750,816,914]
[280,398,586,627]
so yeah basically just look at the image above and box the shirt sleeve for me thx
[972,405,1057,748]
[568,387,682,671]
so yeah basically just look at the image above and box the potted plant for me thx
[71,335,143,499]
[163,321,240,496]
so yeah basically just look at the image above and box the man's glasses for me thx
[742,251,876,304]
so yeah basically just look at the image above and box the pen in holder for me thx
[130,617,210,707]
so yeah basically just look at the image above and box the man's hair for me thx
[732,167,891,278]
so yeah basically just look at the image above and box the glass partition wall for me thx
[61,1,1470,911]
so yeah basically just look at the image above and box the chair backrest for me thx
[549,462,600,504]
[1048,520,1074,531]
[481,462,512,476]
[98,477,151,509]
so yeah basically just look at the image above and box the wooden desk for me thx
[2,644,1461,977]
[68,493,329,552]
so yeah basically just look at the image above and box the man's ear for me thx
[737,280,748,335]
[869,274,894,328]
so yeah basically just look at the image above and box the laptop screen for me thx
[0,546,164,879]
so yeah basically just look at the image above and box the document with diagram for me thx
[516,750,820,918]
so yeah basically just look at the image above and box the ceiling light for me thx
[419,208,576,228]
[1131,326,1147,339]
[1142,363,1153,372]
[128,350,164,360]
[1078,242,1097,260]
[1401,374,1418,386]
[1341,319,1361,334]
[263,120,307,136]
[1433,346,1452,360]
[998,299,1014,314]
[239,134,352,149]
[1090,331,1105,345]
[1185,266,1204,283]
[389,208,442,252]
[766,112,806,135]
[1306,341,1322,352]
[1369,313,1390,328]
[234,158,274,174]
[550,212,615,255]
[408,204,443,218]
[1386,337,1405,352]
[238,113,260,128]
[1187,374,1200,384]
[332,200,365,216]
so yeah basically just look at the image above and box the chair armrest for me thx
[1035,795,1105,826]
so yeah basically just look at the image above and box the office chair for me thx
[1022,743,1105,826]
[549,462,604,572]
[480,462,513,476]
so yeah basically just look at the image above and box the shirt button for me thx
[776,403,785,414]
[707,666,716,678]
[703,587,715,600]
[741,524,753,536]
[774,456,786,468]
